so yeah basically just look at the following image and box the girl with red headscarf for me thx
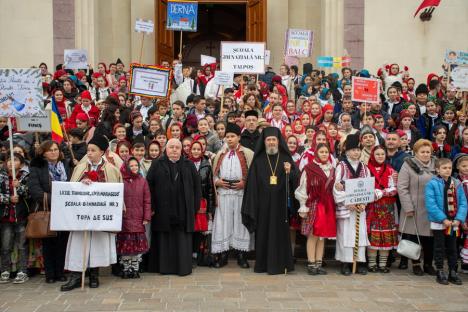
[298,130,337,171]
[292,119,306,145]
[366,146,398,273]
[295,143,336,275]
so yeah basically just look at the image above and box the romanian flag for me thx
[50,97,64,143]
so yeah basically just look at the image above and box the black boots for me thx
[60,272,81,291]
[89,268,99,288]
[448,269,463,285]
[213,252,228,268]
[237,252,250,269]
[436,270,449,285]
[340,263,352,276]
[398,257,408,270]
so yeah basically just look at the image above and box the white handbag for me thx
[397,215,422,260]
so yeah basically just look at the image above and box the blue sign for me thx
[167,1,198,32]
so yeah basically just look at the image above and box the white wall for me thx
[364,0,468,84]
[0,0,54,68]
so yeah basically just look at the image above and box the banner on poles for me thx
[129,63,172,98]
[285,29,313,58]
[221,41,265,74]
[451,66,468,90]
[445,49,468,65]
[201,55,216,66]
[351,76,380,103]
[50,182,124,231]
[167,0,198,32]
[344,177,375,205]
[317,56,351,68]
[214,71,234,87]
[135,19,154,34]
[0,68,44,117]
[16,110,51,132]
[64,49,88,70]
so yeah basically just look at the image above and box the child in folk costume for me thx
[61,135,122,291]
[425,158,467,285]
[333,133,371,275]
[454,155,468,273]
[366,146,399,273]
[295,143,336,275]
[117,157,151,279]
[211,123,254,268]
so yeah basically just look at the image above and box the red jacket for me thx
[66,104,100,129]
[121,166,152,233]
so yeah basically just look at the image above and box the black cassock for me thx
[146,155,201,276]
[241,127,299,275]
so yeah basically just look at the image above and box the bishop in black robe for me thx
[241,127,299,274]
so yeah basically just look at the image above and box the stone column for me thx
[75,0,98,66]
[321,0,344,61]
[267,0,289,71]
[53,0,75,67]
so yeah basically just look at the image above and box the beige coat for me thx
[397,157,436,237]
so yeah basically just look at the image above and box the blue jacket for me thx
[425,176,467,223]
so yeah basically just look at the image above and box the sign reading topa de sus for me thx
[221,42,265,74]
[50,182,124,231]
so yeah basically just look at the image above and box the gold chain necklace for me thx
[266,152,280,185]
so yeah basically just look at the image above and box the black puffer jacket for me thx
[0,168,30,222]
[197,158,216,214]
[28,157,71,210]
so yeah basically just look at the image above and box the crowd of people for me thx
[0,57,467,291]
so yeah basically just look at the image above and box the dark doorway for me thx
[174,3,247,67]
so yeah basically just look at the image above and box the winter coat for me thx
[397,157,437,236]
[72,142,87,162]
[417,113,441,140]
[240,129,260,152]
[0,168,30,222]
[28,157,72,210]
[387,150,410,172]
[197,158,216,214]
[121,166,151,233]
[425,176,467,223]
[146,155,202,232]
[66,104,100,129]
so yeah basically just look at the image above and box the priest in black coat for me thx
[241,127,299,274]
[146,138,201,276]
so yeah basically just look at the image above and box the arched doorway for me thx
[156,0,266,65]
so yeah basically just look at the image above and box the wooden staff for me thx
[463,91,467,115]
[139,34,145,63]
[352,205,363,274]
[178,31,183,61]
[7,117,17,196]
[81,231,88,290]
[35,132,40,145]
[220,85,225,106]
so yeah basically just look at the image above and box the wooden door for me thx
[246,0,267,42]
[157,0,174,64]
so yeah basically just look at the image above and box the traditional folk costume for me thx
[366,148,398,272]
[62,135,122,291]
[117,158,151,278]
[295,157,336,274]
[333,134,371,275]
[211,124,253,268]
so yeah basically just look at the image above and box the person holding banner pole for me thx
[28,141,72,284]
[61,135,122,291]
[333,133,371,276]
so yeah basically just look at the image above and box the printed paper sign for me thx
[50,182,124,231]
[16,110,51,132]
[451,66,468,90]
[166,0,198,32]
[214,71,234,87]
[445,49,468,65]
[317,56,351,68]
[352,76,380,103]
[64,49,88,69]
[344,177,375,205]
[221,41,265,74]
[0,68,44,117]
[135,19,154,34]
[129,63,172,98]
[285,29,313,58]
[201,55,216,66]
